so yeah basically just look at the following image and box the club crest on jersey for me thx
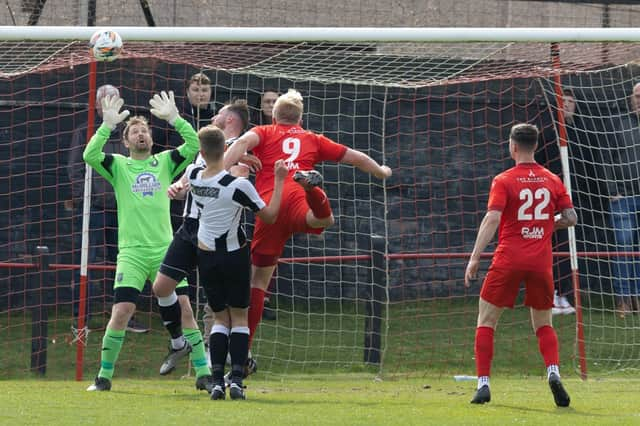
[131,172,161,196]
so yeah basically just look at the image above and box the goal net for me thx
[1,27,639,381]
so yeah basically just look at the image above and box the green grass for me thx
[1,376,639,425]
[2,296,640,382]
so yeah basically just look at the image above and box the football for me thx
[89,30,123,62]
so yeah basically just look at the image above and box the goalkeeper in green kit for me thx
[84,91,211,391]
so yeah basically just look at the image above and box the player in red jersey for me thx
[224,89,392,362]
[464,123,577,407]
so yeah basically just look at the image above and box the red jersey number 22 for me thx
[517,188,550,221]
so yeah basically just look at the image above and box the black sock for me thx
[229,330,249,381]
[158,300,182,339]
[209,332,229,382]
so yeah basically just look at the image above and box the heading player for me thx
[187,125,287,400]
[223,89,392,375]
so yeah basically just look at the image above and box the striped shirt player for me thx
[159,137,240,288]
[184,124,286,400]
[186,163,265,312]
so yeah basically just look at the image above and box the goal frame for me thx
[4,25,638,381]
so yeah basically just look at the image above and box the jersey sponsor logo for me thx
[521,226,544,239]
[191,185,220,198]
[516,175,547,183]
[131,172,161,197]
[284,161,300,171]
[116,273,123,282]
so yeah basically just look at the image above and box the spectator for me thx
[606,82,640,318]
[155,72,215,233]
[250,89,279,126]
[536,92,576,316]
[66,84,148,333]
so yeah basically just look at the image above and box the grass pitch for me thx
[1,375,638,425]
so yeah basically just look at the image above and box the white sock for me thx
[477,376,490,389]
[157,292,178,307]
[547,364,559,379]
[171,336,186,350]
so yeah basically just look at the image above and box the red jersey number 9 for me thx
[282,137,301,163]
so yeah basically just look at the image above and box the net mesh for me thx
[1,37,640,380]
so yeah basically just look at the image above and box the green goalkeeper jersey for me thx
[82,117,199,249]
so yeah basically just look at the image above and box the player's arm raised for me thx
[223,132,261,171]
[340,148,392,180]
[465,209,501,288]
[83,94,130,181]
[255,160,288,224]
[149,90,199,173]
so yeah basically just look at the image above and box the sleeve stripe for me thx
[170,149,187,174]
[101,154,115,178]
[232,188,261,212]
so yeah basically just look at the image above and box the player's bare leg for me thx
[471,298,503,404]
[531,308,570,407]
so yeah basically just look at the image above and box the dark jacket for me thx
[67,120,124,210]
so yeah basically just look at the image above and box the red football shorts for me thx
[251,182,324,267]
[480,266,554,310]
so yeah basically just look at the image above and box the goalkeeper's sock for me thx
[157,292,184,345]
[474,326,494,378]
[184,327,210,378]
[306,187,332,219]
[536,325,559,367]
[248,287,266,346]
[210,325,230,382]
[230,326,250,378]
[97,327,126,380]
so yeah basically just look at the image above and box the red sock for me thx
[248,287,266,347]
[536,325,559,367]
[475,326,495,377]
[306,187,332,219]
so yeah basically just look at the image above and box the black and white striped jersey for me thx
[181,153,205,219]
[186,163,265,252]
[181,137,239,220]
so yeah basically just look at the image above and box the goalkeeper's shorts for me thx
[114,245,188,293]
